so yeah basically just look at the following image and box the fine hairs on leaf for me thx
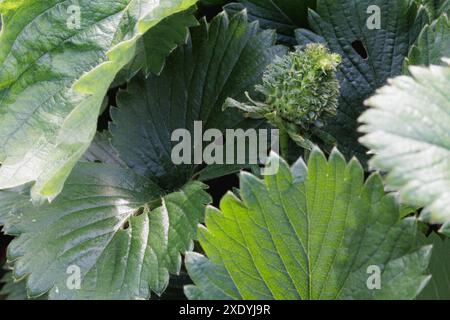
[360,60,450,233]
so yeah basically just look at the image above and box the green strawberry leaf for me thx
[0,0,197,202]
[1,265,49,300]
[1,270,46,300]
[418,233,450,300]
[113,7,199,86]
[405,14,450,69]
[1,271,27,300]
[415,0,450,19]
[185,149,432,300]
[360,60,450,232]
[82,131,127,167]
[224,0,316,43]
[200,0,229,5]
[1,163,211,299]
[110,10,286,190]
[295,0,428,164]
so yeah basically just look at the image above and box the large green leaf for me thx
[0,0,197,202]
[359,61,450,233]
[1,163,211,299]
[295,0,428,164]
[224,0,316,43]
[110,10,286,190]
[405,14,450,69]
[418,234,450,300]
[185,149,432,300]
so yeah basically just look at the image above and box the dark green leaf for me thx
[296,0,428,164]
[0,270,46,300]
[405,14,450,69]
[415,0,450,19]
[82,131,127,167]
[418,233,450,299]
[110,11,286,190]
[2,163,211,299]
[225,0,316,43]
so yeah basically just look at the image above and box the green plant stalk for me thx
[279,127,290,159]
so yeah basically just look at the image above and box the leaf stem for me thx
[279,127,289,159]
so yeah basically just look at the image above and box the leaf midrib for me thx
[0,1,129,88]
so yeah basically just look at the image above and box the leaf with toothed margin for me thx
[295,0,428,165]
[414,0,450,19]
[184,148,432,300]
[82,131,127,167]
[0,270,47,300]
[110,10,286,190]
[404,14,450,70]
[0,162,211,299]
[0,0,198,202]
[224,0,316,44]
[418,233,450,300]
[112,7,200,85]
[359,61,450,234]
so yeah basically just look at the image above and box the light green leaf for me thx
[359,61,450,231]
[224,0,316,43]
[138,8,200,76]
[400,203,420,218]
[110,10,286,190]
[1,163,211,299]
[0,0,197,201]
[295,0,428,164]
[185,149,432,300]
[418,233,450,300]
[404,14,450,70]
[113,7,199,85]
